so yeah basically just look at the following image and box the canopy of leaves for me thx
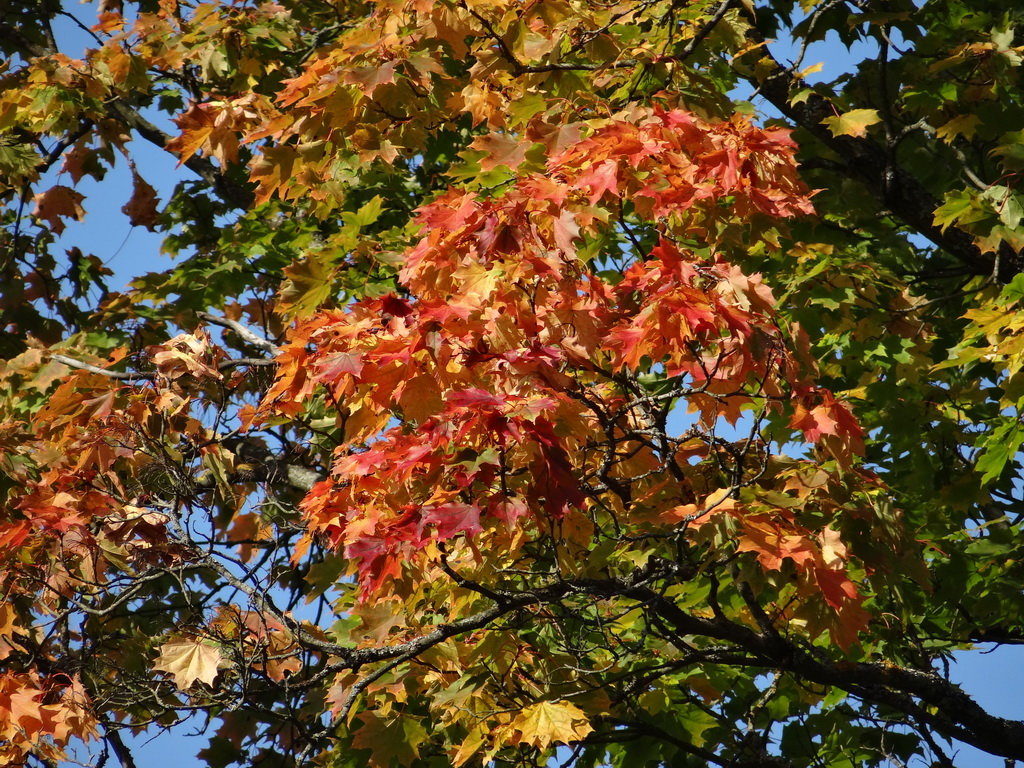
[2,1,1024,767]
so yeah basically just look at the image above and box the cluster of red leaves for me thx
[0,368,198,583]
[550,108,814,222]
[257,108,862,609]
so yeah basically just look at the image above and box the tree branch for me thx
[50,354,156,382]
[326,571,1024,762]
[106,100,254,210]
[50,353,274,380]
[736,18,1021,282]
[198,311,280,354]
[104,728,138,768]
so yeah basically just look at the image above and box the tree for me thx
[2,0,1024,765]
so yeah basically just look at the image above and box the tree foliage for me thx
[2,1,1024,766]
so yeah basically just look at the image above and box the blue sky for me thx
[41,6,1024,768]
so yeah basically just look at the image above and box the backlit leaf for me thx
[821,108,881,138]
[153,639,223,690]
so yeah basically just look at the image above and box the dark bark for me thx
[737,20,1023,282]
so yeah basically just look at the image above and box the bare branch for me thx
[199,312,281,354]
[50,353,156,381]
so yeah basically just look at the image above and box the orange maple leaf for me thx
[122,170,160,231]
[32,185,85,234]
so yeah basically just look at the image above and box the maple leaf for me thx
[121,170,160,231]
[350,600,406,645]
[343,60,397,97]
[397,373,443,423]
[263,645,302,683]
[574,159,620,204]
[8,684,44,734]
[552,209,580,256]
[736,518,817,571]
[819,526,848,568]
[814,565,860,610]
[351,710,428,767]
[790,391,864,459]
[278,254,337,319]
[452,725,487,768]
[418,502,482,540]
[32,185,85,234]
[446,388,507,410]
[935,113,981,142]
[489,495,530,527]
[469,132,531,171]
[166,101,244,166]
[0,521,31,552]
[0,605,25,661]
[153,638,223,690]
[316,351,365,380]
[509,700,593,750]
[148,332,222,380]
[166,102,218,162]
[821,108,882,138]
[59,142,98,185]
[791,401,838,442]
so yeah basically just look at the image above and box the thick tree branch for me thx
[0,19,55,59]
[106,100,254,210]
[104,728,138,768]
[323,571,1024,762]
[632,584,1024,761]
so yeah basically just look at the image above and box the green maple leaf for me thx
[821,108,882,138]
[351,711,428,767]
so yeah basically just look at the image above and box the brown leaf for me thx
[60,143,96,185]
[343,60,397,97]
[122,170,160,230]
[148,332,222,381]
[32,186,85,235]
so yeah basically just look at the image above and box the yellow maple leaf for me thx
[153,638,222,690]
[509,700,593,750]
[935,113,981,142]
